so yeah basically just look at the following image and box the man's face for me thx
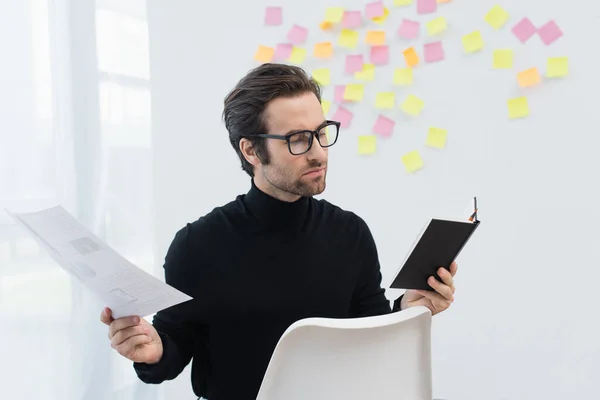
[257,92,329,200]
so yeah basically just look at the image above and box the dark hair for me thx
[222,63,322,177]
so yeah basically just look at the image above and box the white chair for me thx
[256,306,433,400]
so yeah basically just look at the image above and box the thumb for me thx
[100,307,114,325]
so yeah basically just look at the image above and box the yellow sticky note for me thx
[547,57,568,78]
[493,49,513,69]
[400,94,424,116]
[426,127,447,149]
[517,67,541,87]
[254,45,274,63]
[437,0,452,2]
[401,150,424,173]
[366,30,386,45]
[462,31,484,53]
[358,136,377,155]
[355,63,375,81]
[394,0,413,5]
[371,7,390,24]
[338,29,359,49]
[376,92,395,109]
[312,68,330,85]
[484,5,509,30]
[507,97,529,119]
[344,84,364,101]
[393,68,413,85]
[314,42,333,58]
[288,47,306,64]
[321,100,331,116]
[426,17,447,36]
[403,47,419,68]
[325,6,344,23]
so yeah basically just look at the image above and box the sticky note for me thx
[511,18,536,43]
[401,94,424,116]
[343,84,365,101]
[402,150,424,173]
[484,5,509,30]
[288,47,306,64]
[355,63,375,81]
[366,30,386,45]
[398,19,420,39]
[338,29,359,49]
[314,42,333,58]
[320,21,334,31]
[273,43,293,61]
[493,49,513,69]
[395,0,413,5]
[365,1,385,19]
[370,45,389,65]
[373,115,395,137]
[321,100,331,116]
[358,136,377,155]
[537,21,563,45]
[507,97,529,119]
[287,25,308,44]
[424,41,444,63]
[393,67,413,85]
[426,17,447,36]
[417,0,437,14]
[264,7,282,26]
[462,30,484,53]
[403,47,419,67]
[371,7,390,24]
[332,106,353,128]
[345,54,364,74]
[334,86,347,103]
[325,7,344,23]
[547,57,568,78]
[342,11,362,28]
[375,92,396,109]
[426,127,447,149]
[254,46,274,63]
[517,68,541,87]
[312,68,330,85]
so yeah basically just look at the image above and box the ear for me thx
[239,138,262,168]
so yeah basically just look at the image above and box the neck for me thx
[253,174,301,203]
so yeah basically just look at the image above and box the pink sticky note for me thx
[264,6,282,26]
[342,11,362,28]
[417,0,437,15]
[370,45,389,65]
[332,106,353,128]
[345,54,364,74]
[511,18,536,43]
[537,20,563,45]
[373,115,395,138]
[273,43,293,61]
[424,41,444,63]
[398,19,420,40]
[287,24,308,44]
[334,85,348,103]
[365,1,385,19]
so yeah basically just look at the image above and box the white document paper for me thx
[6,205,193,319]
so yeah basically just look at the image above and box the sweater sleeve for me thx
[133,224,202,383]
[350,216,402,317]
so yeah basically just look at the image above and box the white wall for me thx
[146,0,600,399]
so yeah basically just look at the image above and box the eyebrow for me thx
[284,120,328,136]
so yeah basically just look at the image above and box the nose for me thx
[306,135,327,161]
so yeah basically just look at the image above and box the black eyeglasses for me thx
[243,120,340,156]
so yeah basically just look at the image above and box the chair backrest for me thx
[256,306,433,400]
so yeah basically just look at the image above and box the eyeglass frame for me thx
[241,120,341,156]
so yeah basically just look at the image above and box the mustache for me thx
[306,160,326,169]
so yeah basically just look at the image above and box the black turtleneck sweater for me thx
[134,180,402,399]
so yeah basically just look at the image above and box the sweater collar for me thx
[244,178,310,228]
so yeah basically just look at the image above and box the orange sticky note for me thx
[314,42,334,58]
[403,47,419,67]
[254,45,275,63]
[517,67,541,87]
[366,30,386,45]
[320,21,334,30]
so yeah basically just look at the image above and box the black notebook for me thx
[390,199,481,291]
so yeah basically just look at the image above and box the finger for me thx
[428,276,454,302]
[417,289,452,310]
[112,335,152,359]
[111,325,149,346]
[100,307,114,326]
[449,261,458,277]
[437,268,455,294]
[108,315,142,339]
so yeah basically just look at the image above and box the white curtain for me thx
[0,0,162,398]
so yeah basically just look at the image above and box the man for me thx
[100,63,457,400]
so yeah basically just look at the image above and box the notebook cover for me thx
[390,219,480,290]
